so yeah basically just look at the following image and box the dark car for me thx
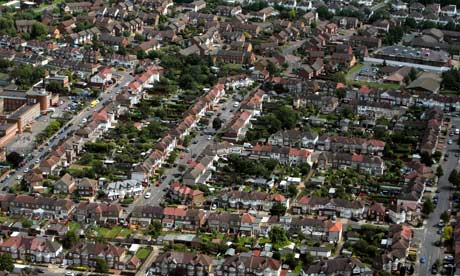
[34,268,45,273]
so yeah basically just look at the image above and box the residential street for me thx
[2,70,133,189]
[414,117,459,275]
[126,90,243,211]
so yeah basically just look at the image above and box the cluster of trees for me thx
[224,154,279,179]
[442,68,460,92]
[36,120,63,144]
[160,54,216,91]
[343,225,387,265]
[449,169,460,186]
[383,26,404,45]
[12,64,47,89]
[246,104,299,141]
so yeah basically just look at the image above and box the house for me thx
[376,225,413,272]
[0,194,74,219]
[90,67,112,87]
[316,135,385,155]
[293,196,365,219]
[182,0,206,12]
[367,203,386,222]
[317,152,385,175]
[76,178,98,197]
[0,236,63,263]
[162,206,205,230]
[54,173,75,194]
[215,255,281,276]
[222,111,252,142]
[40,155,61,175]
[268,129,318,148]
[206,212,241,233]
[150,251,213,276]
[169,182,205,207]
[67,242,126,269]
[302,257,373,276]
[73,202,122,224]
[130,205,164,228]
[250,144,312,165]
[219,191,288,211]
[104,179,143,200]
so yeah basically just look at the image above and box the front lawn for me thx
[136,248,151,259]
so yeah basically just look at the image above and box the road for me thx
[415,117,459,275]
[128,90,244,211]
[2,70,133,189]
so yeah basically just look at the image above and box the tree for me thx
[287,184,298,198]
[443,225,453,241]
[270,202,287,216]
[212,117,222,130]
[46,81,67,94]
[408,68,418,81]
[288,9,296,19]
[316,6,333,20]
[333,72,346,83]
[62,231,80,249]
[422,198,435,215]
[449,169,460,186]
[31,22,47,39]
[269,226,288,246]
[6,151,23,168]
[136,50,147,60]
[441,211,450,223]
[145,221,162,238]
[0,253,14,272]
[436,166,444,178]
[95,258,109,273]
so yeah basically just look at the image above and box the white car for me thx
[144,192,151,199]
[207,136,212,140]
[448,139,453,145]
[233,102,239,108]
[65,272,74,276]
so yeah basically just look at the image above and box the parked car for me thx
[144,192,151,199]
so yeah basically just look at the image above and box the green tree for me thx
[6,151,23,168]
[287,184,298,198]
[212,117,222,130]
[288,9,296,19]
[441,211,450,223]
[0,253,14,272]
[95,258,109,273]
[333,71,346,83]
[136,50,147,60]
[443,225,453,241]
[422,198,435,215]
[449,169,460,186]
[316,6,333,20]
[31,22,47,39]
[270,202,287,216]
[269,226,288,246]
[62,231,80,249]
[436,166,444,178]
[408,68,418,81]
[145,221,162,238]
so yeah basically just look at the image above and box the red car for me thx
[156,181,161,187]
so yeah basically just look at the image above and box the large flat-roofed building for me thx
[0,89,51,112]
[365,46,451,72]
[0,90,27,112]
[0,123,17,147]
[6,103,40,133]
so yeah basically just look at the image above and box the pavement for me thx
[1,70,133,189]
[414,116,460,275]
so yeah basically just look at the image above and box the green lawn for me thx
[68,222,81,232]
[95,226,132,239]
[348,80,400,90]
[346,63,363,79]
[135,248,151,259]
